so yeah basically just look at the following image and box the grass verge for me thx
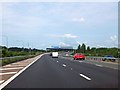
[0,53,43,66]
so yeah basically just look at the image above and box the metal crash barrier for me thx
[85,56,119,62]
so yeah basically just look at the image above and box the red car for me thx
[73,53,85,60]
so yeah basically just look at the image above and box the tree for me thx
[87,46,90,52]
[2,48,7,57]
[77,44,81,53]
[90,47,97,56]
[81,43,86,53]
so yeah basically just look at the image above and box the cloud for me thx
[97,45,106,48]
[59,42,70,47]
[3,2,117,29]
[0,0,22,2]
[110,35,118,46]
[63,34,78,38]
[3,6,49,29]
[48,33,78,38]
[72,17,85,23]
[105,35,118,47]
[1,2,117,49]
[2,3,58,36]
[0,0,118,2]
[110,35,117,42]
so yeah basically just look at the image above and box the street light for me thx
[31,43,33,55]
[28,42,31,55]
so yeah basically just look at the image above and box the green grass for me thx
[0,54,41,66]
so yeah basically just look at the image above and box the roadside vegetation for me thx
[0,46,46,66]
[74,43,119,58]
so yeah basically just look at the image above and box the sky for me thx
[0,0,118,50]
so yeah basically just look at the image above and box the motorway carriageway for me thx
[3,54,118,88]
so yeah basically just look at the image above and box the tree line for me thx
[0,46,46,57]
[75,43,119,58]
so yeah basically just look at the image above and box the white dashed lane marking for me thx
[6,65,11,66]
[79,61,83,63]
[95,64,103,67]
[57,61,59,63]
[0,67,23,70]
[0,72,17,75]
[80,74,91,81]
[62,64,67,67]
[0,80,5,84]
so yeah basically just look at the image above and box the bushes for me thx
[0,55,37,66]
[1,46,46,58]
[0,46,45,66]
[76,44,119,58]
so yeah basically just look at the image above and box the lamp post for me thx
[28,42,31,55]
[31,43,33,55]
[21,40,24,52]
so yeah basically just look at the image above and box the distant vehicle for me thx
[73,53,85,60]
[52,52,58,58]
[103,55,116,62]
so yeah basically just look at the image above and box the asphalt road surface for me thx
[4,54,118,88]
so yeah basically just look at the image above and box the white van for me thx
[52,52,58,58]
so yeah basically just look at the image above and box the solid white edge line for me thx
[80,74,91,81]
[0,80,5,84]
[0,54,44,90]
[0,72,17,75]
[0,67,23,70]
